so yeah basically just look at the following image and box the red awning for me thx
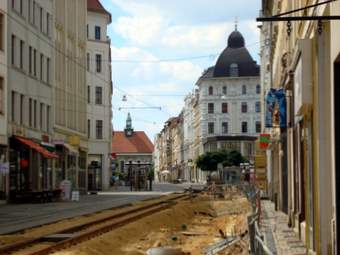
[15,136,58,159]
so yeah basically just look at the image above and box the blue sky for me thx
[101,0,261,140]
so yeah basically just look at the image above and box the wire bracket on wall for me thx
[257,0,340,35]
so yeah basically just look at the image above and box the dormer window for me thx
[208,86,213,95]
[230,63,239,77]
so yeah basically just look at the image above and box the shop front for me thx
[9,136,58,202]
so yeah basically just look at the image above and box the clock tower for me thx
[124,113,134,137]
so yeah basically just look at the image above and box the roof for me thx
[112,131,154,154]
[87,0,112,22]
[201,29,259,78]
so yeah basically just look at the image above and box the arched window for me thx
[230,63,239,77]
[256,84,261,94]
[222,86,227,95]
[208,86,213,95]
[242,85,247,95]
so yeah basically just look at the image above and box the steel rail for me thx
[0,193,190,255]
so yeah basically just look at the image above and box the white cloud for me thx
[113,15,164,46]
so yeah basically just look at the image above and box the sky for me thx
[101,0,261,141]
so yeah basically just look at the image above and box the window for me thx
[33,100,37,128]
[222,122,228,134]
[222,103,228,113]
[87,25,89,38]
[12,0,15,9]
[40,103,43,129]
[242,85,247,95]
[208,122,214,134]
[222,86,227,95]
[46,13,50,36]
[19,0,23,15]
[86,53,90,71]
[29,98,32,126]
[11,35,15,65]
[120,161,125,172]
[12,92,16,122]
[87,85,90,103]
[241,102,248,113]
[230,63,238,77]
[46,105,50,132]
[19,40,24,69]
[95,86,102,105]
[0,77,3,114]
[208,103,214,114]
[33,1,36,25]
[96,120,103,139]
[95,26,101,40]
[33,49,37,76]
[256,121,261,133]
[40,54,43,81]
[96,54,101,72]
[29,46,32,74]
[256,84,261,94]
[40,7,43,32]
[255,102,261,113]
[242,122,248,133]
[88,119,90,138]
[208,86,213,95]
[46,58,50,83]
[20,94,23,124]
[0,13,4,50]
[28,0,31,22]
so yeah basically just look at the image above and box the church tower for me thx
[124,113,134,137]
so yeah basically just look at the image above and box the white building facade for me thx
[197,28,261,161]
[86,0,112,191]
[0,2,8,200]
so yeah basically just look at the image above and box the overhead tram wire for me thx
[3,10,263,117]
[3,11,168,116]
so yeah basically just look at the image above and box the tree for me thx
[195,152,220,172]
[196,150,247,171]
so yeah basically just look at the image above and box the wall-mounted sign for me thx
[265,89,287,128]
[259,134,270,149]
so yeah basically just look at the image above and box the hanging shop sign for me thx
[265,88,287,128]
[259,134,270,149]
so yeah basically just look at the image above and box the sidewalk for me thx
[261,200,307,255]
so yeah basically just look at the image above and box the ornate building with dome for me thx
[196,27,261,160]
[154,27,262,183]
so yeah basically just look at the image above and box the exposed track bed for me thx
[0,193,191,255]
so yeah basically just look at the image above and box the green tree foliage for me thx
[195,150,247,172]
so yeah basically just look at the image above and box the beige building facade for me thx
[54,0,88,192]
[260,0,340,253]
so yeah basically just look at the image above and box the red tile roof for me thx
[112,131,154,154]
[87,0,111,20]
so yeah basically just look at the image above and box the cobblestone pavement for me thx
[0,183,201,235]
[261,200,307,255]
